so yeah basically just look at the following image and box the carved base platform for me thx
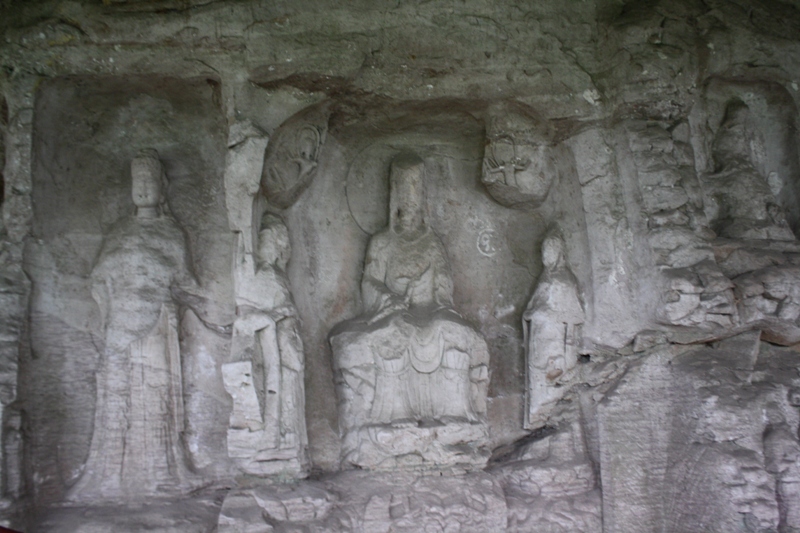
[330,309,492,471]
[341,421,490,471]
[226,429,306,477]
[217,470,509,533]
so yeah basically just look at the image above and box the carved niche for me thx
[701,100,795,242]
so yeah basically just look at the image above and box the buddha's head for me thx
[788,387,800,408]
[541,231,566,271]
[389,153,426,236]
[131,149,163,219]
[257,213,291,270]
[712,100,751,170]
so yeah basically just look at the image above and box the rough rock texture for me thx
[330,152,492,472]
[223,213,307,477]
[598,333,800,532]
[219,471,509,533]
[3,0,800,531]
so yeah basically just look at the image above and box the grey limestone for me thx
[3,0,800,531]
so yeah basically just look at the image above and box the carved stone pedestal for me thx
[341,419,489,471]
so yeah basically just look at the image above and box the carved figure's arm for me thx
[512,157,531,172]
[277,317,304,372]
[270,302,298,321]
[361,237,403,315]
[171,282,233,335]
[90,273,110,333]
[232,231,256,293]
[166,234,232,332]
[432,241,455,308]
[234,309,276,335]
[561,271,586,324]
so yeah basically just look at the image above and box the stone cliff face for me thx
[3,0,800,531]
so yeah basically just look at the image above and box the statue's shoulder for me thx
[254,264,281,285]
[142,216,188,248]
[156,214,185,234]
[97,216,137,250]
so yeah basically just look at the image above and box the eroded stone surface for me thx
[482,102,555,210]
[330,153,491,471]
[67,150,196,502]
[597,334,800,533]
[223,214,307,476]
[4,0,800,531]
[523,229,585,429]
[219,470,508,533]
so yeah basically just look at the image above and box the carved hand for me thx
[172,284,234,334]
[368,291,406,324]
[379,291,406,313]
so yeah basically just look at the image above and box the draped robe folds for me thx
[68,215,192,501]
[523,263,584,426]
[346,226,485,426]
[704,159,795,241]
[226,232,307,459]
[329,158,491,469]
[524,268,584,372]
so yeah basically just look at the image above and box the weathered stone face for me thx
[3,0,800,531]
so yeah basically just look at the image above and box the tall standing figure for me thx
[524,229,584,429]
[69,149,193,501]
[222,213,307,476]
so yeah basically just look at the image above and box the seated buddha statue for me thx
[330,153,490,470]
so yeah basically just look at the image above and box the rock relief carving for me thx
[733,265,800,345]
[217,471,507,532]
[222,213,307,476]
[623,120,738,329]
[702,100,795,242]
[763,402,800,531]
[481,103,555,209]
[67,149,195,501]
[330,153,490,470]
[659,262,736,329]
[260,106,328,209]
[523,229,585,429]
[631,102,800,339]
[224,120,269,253]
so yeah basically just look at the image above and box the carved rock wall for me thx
[2,0,800,531]
[23,76,231,502]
